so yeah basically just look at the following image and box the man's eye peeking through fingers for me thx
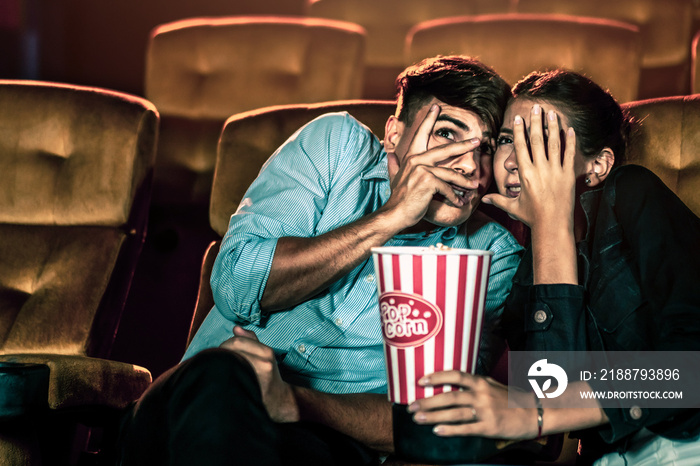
[434,127,456,141]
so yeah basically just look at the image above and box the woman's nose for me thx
[504,148,518,172]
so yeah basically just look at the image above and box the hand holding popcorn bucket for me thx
[372,246,499,464]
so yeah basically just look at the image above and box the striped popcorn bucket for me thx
[371,246,492,405]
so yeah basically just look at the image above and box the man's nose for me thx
[446,150,478,178]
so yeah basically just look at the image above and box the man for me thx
[120,56,523,465]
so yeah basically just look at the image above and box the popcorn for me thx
[428,243,452,251]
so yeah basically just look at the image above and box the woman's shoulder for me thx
[607,164,661,187]
[605,164,675,204]
[605,164,699,224]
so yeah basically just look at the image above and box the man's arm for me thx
[261,104,481,312]
[292,387,394,453]
[221,326,394,453]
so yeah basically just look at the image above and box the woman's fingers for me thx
[512,114,532,173]
[481,193,520,219]
[419,369,475,387]
[563,126,576,172]
[527,104,548,165]
[546,109,561,164]
[408,372,516,438]
[513,105,568,171]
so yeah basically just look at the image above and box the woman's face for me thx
[493,97,585,198]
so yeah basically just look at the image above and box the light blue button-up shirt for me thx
[184,112,523,394]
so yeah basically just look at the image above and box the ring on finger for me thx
[470,407,478,422]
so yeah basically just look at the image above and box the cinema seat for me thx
[309,0,513,100]
[623,95,700,217]
[0,81,157,465]
[406,13,643,103]
[515,0,694,98]
[145,15,367,206]
[691,30,700,94]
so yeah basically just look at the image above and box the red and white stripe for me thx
[373,250,492,405]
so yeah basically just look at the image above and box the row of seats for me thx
[1,80,699,464]
[308,0,695,99]
[3,0,695,101]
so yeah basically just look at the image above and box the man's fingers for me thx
[233,325,259,340]
[407,138,481,168]
[418,165,485,207]
[408,103,440,153]
[221,326,273,361]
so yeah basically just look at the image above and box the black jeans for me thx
[118,348,379,466]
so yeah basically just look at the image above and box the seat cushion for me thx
[0,225,126,355]
[0,354,151,410]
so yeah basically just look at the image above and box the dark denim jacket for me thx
[501,165,700,453]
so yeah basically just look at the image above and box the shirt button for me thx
[384,189,391,197]
[335,318,343,326]
[298,344,306,353]
[533,310,548,324]
[629,406,643,420]
[365,274,375,283]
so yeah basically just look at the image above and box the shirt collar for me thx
[393,225,459,241]
[361,148,389,181]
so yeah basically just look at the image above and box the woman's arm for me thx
[407,371,607,440]
[483,104,578,286]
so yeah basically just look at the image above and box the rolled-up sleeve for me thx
[209,113,371,324]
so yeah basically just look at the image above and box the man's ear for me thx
[585,148,615,187]
[383,115,404,153]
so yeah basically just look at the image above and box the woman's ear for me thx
[383,115,404,153]
[585,148,615,187]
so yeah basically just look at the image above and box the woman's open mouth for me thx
[506,184,521,198]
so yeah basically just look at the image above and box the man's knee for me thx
[120,348,273,465]
[164,348,261,402]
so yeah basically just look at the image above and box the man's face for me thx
[388,98,494,229]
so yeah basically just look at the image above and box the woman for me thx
[406,70,700,465]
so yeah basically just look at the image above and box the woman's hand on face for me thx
[407,371,538,440]
[483,104,577,230]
